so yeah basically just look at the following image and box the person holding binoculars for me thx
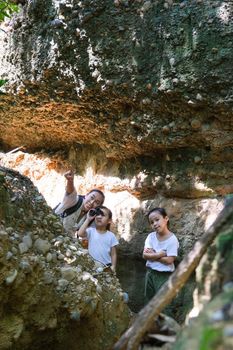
[54,170,105,237]
[77,206,119,272]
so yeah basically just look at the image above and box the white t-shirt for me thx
[86,227,119,266]
[144,232,179,272]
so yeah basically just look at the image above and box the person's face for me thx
[148,211,169,235]
[95,208,111,228]
[83,191,104,212]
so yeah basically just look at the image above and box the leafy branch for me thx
[0,0,18,22]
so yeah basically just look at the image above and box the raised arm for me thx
[76,219,89,238]
[76,212,93,238]
[64,170,75,194]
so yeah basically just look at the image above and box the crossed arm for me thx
[143,248,175,265]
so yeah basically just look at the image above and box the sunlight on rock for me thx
[107,190,140,241]
[87,39,103,82]
[0,151,141,240]
[192,28,198,51]
[204,208,224,230]
[0,150,224,244]
[198,199,224,230]
[47,39,59,68]
[217,3,230,24]
[193,179,214,193]
[185,289,203,324]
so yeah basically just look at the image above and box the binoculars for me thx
[89,207,104,217]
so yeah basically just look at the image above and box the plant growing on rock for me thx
[0,1,18,22]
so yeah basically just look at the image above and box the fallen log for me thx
[113,198,233,350]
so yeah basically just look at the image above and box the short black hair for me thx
[147,207,169,226]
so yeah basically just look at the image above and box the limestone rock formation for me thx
[0,1,232,341]
[0,166,130,350]
[0,1,232,199]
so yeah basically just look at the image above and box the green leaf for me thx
[0,1,19,22]
[1,10,10,17]
[0,79,7,87]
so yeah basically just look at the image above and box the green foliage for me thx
[217,230,233,255]
[0,79,7,87]
[0,1,18,22]
[200,327,222,350]
[0,79,8,92]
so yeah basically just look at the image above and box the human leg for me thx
[144,270,172,311]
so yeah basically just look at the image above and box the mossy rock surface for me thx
[172,289,233,350]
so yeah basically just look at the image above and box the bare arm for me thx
[110,246,117,271]
[76,219,88,238]
[64,170,75,194]
[76,212,93,238]
[158,256,175,265]
[143,248,166,261]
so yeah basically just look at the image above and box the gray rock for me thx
[70,310,80,321]
[19,260,32,273]
[22,235,33,248]
[0,230,8,238]
[50,19,65,28]
[19,242,29,254]
[5,269,18,285]
[34,238,51,255]
[60,267,77,281]
[43,271,54,285]
[57,253,65,260]
[6,251,13,260]
[65,249,72,257]
[11,246,18,254]
[57,278,69,291]
[5,227,14,234]
[224,325,233,337]
[46,252,53,262]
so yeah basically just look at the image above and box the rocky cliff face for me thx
[0,0,232,340]
[0,0,233,199]
[0,166,130,350]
